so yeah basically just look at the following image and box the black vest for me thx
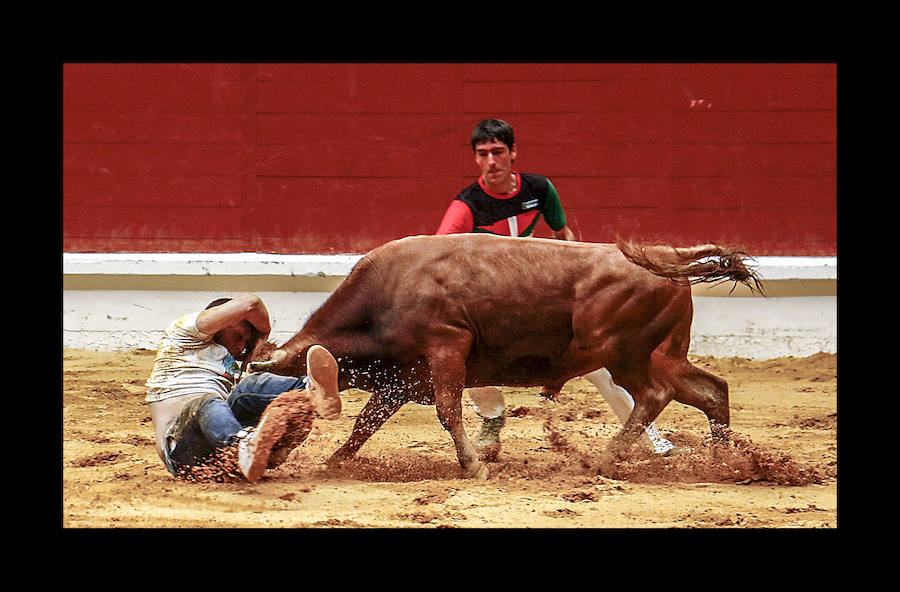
[455,173,550,233]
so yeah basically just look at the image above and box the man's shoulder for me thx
[519,173,551,190]
[169,310,201,329]
[165,311,210,342]
[454,180,483,200]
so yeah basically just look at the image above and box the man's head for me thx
[470,118,515,152]
[471,118,517,193]
[205,297,255,359]
[205,297,232,310]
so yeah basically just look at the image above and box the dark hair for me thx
[470,118,515,151]
[205,297,232,310]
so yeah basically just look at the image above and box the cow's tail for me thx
[616,237,764,295]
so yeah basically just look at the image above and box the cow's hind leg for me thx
[666,359,730,439]
[595,360,676,474]
[653,308,730,439]
[603,378,674,458]
[325,390,406,467]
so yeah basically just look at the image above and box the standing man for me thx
[436,119,574,241]
[145,294,342,482]
[436,118,675,459]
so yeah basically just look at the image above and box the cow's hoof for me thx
[466,461,490,480]
[595,450,622,477]
[324,454,350,470]
[661,445,692,458]
[477,443,501,462]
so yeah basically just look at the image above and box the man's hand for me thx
[551,225,575,241]
[197,294,271,337]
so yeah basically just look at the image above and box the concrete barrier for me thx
[63,251,836,360]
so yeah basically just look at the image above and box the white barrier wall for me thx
[62,253,836,360]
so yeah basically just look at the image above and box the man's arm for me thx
[544,181,575,241]
[196,294,271,341]
[436,200,475,235]
[551,225,575,241]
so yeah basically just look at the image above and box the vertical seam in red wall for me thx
[240,64,258,253]
[448,64,466,214]
[660,64,675,240]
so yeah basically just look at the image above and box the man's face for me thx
[215,321,255,359]
[474,139,517,192]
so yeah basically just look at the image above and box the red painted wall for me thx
[63,63,836,256]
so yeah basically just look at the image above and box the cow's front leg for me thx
[435,386,488,479]
[326,390,405,468]
[430,352,488,479]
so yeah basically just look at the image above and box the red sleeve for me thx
[436,200,474,234]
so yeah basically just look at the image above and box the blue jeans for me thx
[164,372,308,476]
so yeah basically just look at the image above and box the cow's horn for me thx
[248,348,288,372]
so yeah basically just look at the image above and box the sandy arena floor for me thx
[62,348,837,528]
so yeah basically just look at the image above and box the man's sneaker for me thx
[475,414,505,461]
[306,345,341,420]
[236,406,292,482]
[265,390,315,468]
[267,422,314,468]
[645,423,676,455]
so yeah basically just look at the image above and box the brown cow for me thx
[249,234,762,479]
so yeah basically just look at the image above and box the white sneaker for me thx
[236,406,291,482]
[305,345,341,420]
[645,423,676,455]
[266,392,316,468]
[266,424,312,469]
